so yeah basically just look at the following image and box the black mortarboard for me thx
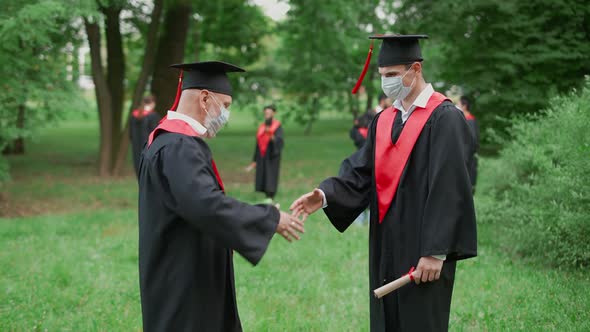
[370,34,428,67]
[168,61,245,111]
[351,34,428,94]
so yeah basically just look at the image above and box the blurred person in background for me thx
[246,105,284,205]
[130,95,160,178]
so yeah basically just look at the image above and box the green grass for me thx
[1,111,589,331]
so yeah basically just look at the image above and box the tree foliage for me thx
[393,0,590,138]
[3,0,589,179]
[276,0,391,133]
[0,0,84,182]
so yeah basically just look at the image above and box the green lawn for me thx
[1,112,588,331]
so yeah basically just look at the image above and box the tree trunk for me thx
[12,104,25,154]
[151,0,192,115]
[304,119,313,136]
[365,63,377,113]
[103,5,125,166]
[347,92,358,119]
[304,97,320,136]
[192,18,201,61]
[71,42,80,83]
[6,38,28,155]
[2,104,26,155]
[112,0,164,176]
[85,18,113,177]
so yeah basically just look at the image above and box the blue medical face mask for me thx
[205,94,230,137]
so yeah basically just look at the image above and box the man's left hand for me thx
[414,256,443,284]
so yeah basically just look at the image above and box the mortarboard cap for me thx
[351,34,428,94]
[370,34,428,67]
[168,61,245,111]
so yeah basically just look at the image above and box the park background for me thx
[0,0,589,330]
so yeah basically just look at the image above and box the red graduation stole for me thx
[147,118,225,192]
[256,119,281,157]
[132,109,154,119]
[464,111,476,121]
[375,92,448,223]
[358,127,369,139]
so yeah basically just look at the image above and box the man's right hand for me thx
[245,162,256,173]
[289,189,324,222]
[276,211,305,242]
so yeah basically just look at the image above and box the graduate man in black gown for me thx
[246,105,284,203]
[138,61,304,332]
[360,93,391,128]
[350,116,368,150]
[291,35,477,331]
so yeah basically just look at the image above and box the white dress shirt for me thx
[392,83,434,124]
[167,111,207,135]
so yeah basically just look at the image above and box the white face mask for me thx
[381,66,416,101]
[204,94,230,137]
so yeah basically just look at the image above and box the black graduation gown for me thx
[350,126,367,149]
[466,118,479,190]
[253,126,284,196]
[130,111,160,177]
[360,109,377,128]
[319,101,477,332]
[138,132,279,332]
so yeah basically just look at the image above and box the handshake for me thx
[274,189,325,242]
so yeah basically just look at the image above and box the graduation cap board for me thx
[352,34,428,94]
[168,61,245,111]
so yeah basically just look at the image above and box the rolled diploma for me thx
[374,271,419,299]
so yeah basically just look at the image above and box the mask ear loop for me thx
[211,93,226,110]
[209,93,221,108]
[402,63,417,89]
[203,92,215,119]
[203,92,229,137]
[209,93,230,116]
[202,90,219,116]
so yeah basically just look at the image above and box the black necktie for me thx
[391,109,404,144]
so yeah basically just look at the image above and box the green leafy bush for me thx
[478,78,590,269]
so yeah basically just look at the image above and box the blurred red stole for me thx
[256,119,281,157]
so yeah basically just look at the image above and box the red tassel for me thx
[169,70,184,111]
[351,41,374,94]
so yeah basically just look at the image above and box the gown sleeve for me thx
[318,119,375,232]
[269,126,284,158]
[162,136,280,265]
[420,106,477,260]
[252,139,259,162]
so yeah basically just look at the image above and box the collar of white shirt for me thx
[393,83,434,123]
[166,111,207,136]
